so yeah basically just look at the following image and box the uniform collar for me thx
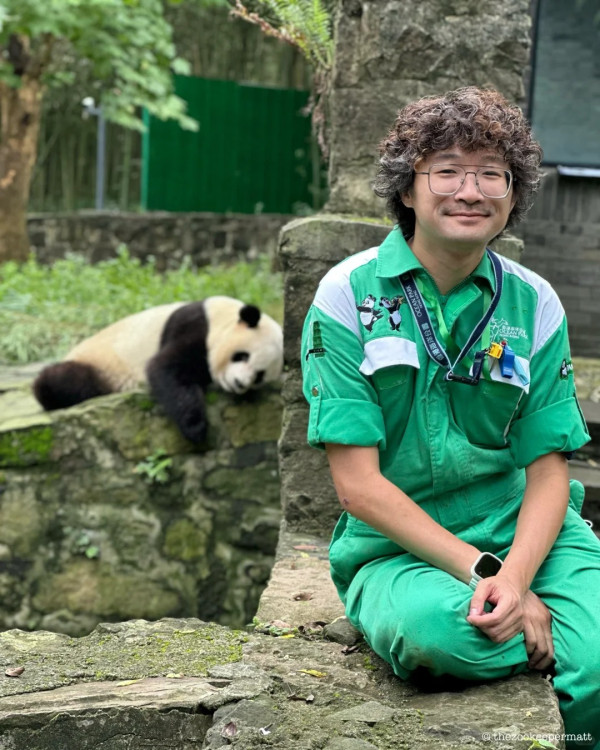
[375,226,498,291]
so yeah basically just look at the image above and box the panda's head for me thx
[206,298,283,395]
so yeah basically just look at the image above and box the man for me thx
[301,87,600,746]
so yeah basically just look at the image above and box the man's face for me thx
[402,146,516,252]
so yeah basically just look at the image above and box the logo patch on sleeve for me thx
[559,358,573,379]
[306,321,326,359]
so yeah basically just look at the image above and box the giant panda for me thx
[33,296,283,444]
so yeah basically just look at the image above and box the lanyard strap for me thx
[399,249,503,382]
[415,277,492,374]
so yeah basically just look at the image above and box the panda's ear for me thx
[239,304,261,328]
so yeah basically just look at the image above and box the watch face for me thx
[475,553,502,579]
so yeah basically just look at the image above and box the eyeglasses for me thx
[414,164,513,199]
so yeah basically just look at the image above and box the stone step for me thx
[571,461,600,535]
[580,400,600,459]
[571,460,600,503]
[574,400,600,531]
[0,618,564,749]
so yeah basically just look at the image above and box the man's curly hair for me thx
[373,87,543,238]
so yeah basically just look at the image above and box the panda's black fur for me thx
[33,297,283,444]
[32,361,113,411]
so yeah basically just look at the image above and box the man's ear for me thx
[401,189,414,208]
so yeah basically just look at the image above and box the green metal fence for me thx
[142,76,324,213]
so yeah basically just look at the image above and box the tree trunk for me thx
[0,76,43,264]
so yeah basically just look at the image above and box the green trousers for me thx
[330,481,600,748]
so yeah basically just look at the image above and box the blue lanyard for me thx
[399,249,504,385]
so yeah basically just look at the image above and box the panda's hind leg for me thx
[33,361,112,411]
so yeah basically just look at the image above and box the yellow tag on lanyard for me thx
[488,342,504,359]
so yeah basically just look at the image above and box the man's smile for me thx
[444,209,490,218]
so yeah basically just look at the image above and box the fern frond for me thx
[234,0,333,71]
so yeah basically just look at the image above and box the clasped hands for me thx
[467,576,554,671]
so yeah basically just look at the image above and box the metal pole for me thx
[95,110,106,210]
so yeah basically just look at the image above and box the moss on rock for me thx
[163,518,211,562]
[0,425,54,467]
[222,392,283,447]
[32,560,181,621]
[0,487,44,556]
[203,465,280,504]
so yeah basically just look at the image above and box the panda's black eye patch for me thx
[254,370,265,385]
[232,351,250,363]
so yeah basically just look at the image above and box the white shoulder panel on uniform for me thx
[359,336,420,376]
[313,247,379,339]
[496,254,565,357]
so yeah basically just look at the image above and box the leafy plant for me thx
[0,0,225,262]
[231,0,333,71]
[134,449,173,485]
[524,740,558,750]
[64,527,101,559]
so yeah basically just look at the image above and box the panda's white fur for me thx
[33,296,283,443]
[64,302,185,391]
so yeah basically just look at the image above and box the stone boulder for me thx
[0,376,282,636]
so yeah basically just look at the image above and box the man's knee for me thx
[363,583,474,673]
[365,585,525,681]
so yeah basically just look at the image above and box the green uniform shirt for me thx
[302,227,590,515]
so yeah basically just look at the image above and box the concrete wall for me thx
[326,0,531,216]
[515,171,600,357]
[26,212,293,271]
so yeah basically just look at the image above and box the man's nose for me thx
[454,170,481,201]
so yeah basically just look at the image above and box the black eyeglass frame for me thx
[414,164,514,199]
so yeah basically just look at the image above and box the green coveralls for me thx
[301,228,600,747]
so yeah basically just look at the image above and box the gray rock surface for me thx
[0,618,565,749]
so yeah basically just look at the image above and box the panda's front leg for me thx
[145,343,211,444]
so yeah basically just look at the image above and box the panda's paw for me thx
[178,419,208,445]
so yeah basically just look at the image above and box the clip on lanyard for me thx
[399,249,504,386]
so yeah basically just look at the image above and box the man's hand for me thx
[466,576,524,642]
[467,582,555,670]
[521,590,554,670]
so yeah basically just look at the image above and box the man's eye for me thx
[437,168,459,175]
[481,170,503,178]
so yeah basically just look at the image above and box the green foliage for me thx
[232,0,333,71]
[0,0,220,131]
[134,449,173,484]
[0,249,283,363]
[524,740,559,750]
[69,530,100,559]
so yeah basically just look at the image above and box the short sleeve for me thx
[301,301,386,451]
[508,315,590,469]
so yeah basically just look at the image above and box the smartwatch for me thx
[469,552,503,590]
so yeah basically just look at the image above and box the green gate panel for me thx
[142,76,320,214]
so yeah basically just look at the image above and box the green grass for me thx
[0,247,283,364]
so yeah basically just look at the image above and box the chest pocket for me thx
[359,336,419,438]
[450,356,529,448]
